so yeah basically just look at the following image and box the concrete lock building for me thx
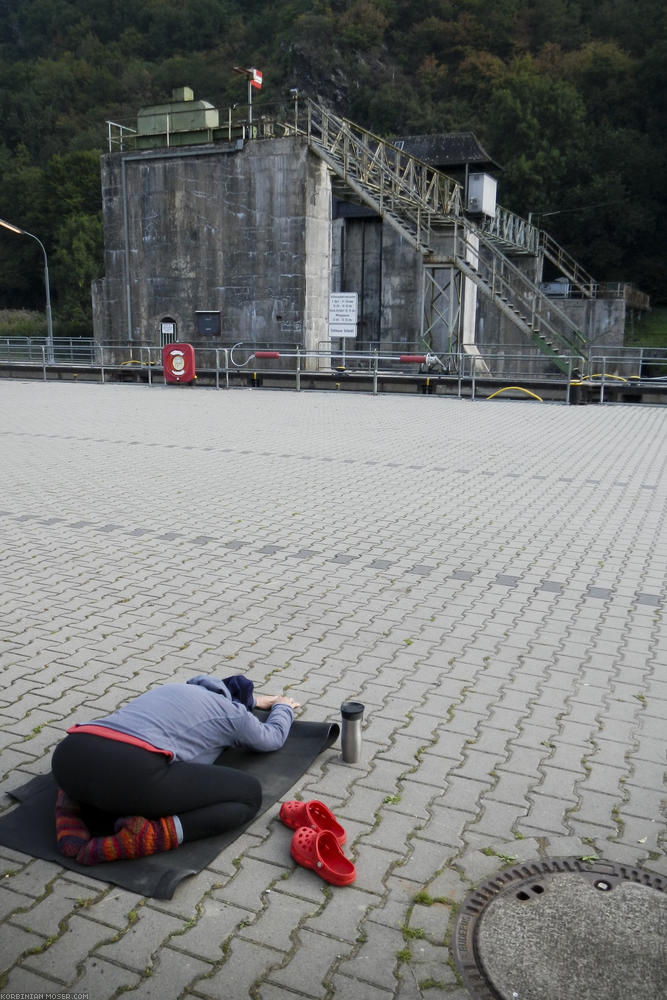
[93,88,649,376]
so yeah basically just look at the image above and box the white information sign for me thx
[330,323,357,339]
[329,292,358,338]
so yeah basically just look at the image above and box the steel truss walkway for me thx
[300,101,589,372]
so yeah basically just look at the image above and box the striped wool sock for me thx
[75,815,180,866]
[55,789,91,858]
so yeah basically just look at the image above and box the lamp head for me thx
[0,219,23,235]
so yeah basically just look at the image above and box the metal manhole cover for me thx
[453,857,666,1000]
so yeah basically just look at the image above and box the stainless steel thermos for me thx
[340,701,365,762]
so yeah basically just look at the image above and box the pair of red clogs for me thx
[280,799,356,886]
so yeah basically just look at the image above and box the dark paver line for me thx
[1,507,665,610]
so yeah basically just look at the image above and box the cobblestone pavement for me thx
[0,381,665,1000]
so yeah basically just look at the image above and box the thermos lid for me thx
[341,700,364,720]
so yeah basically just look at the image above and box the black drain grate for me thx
[453,857,666,1000]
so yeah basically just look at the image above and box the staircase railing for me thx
[302,101,587,361]
[447,225,588,364]
[477,206,540,255]
[539,229,597,298]
[305,101,462,249]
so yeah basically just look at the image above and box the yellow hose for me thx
[487,386,543,401]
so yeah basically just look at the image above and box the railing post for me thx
[373,349,378,395]
[566,355,572,405]
[147,347,152,385]
[41,345,46,381]
[296,346,301,391]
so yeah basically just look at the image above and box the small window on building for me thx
[195,311,221,336]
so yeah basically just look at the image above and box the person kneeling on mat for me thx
[51,674,300,865]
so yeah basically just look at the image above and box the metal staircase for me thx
[539,230,597,298]
[301,101,588,370]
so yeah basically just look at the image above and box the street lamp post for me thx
[0,217,54,363]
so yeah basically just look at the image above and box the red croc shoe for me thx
[279,800,346,845]
[290,826,356,886]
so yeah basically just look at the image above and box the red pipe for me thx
[255,351,281,359]
[400,354,427,363]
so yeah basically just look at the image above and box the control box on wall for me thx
[466,173,497,218]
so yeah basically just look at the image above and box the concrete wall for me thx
[554,297,626,349]
[93,136,331,352]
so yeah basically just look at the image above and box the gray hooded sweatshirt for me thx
[88,677,294,764]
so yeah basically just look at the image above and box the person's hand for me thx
[255,694,280,709]
[275,696,300,710]
[255,694,301,710]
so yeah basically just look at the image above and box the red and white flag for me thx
[250,68,263,89]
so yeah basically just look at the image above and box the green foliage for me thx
[0,0,665,333]
[625,307,667,348]
[485,57,587,212]
[0,310,45,337]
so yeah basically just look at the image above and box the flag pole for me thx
[233,67,262,130]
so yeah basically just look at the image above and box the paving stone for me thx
[465,798,527,840]
[394,835,459,884]
[163,896,249,963]
[382,780,442,821]
[197,935,287,998]
[89,906,186,971]
[418,805,474,849]
[519,793,573,836]
[570,788,624,829]
[351,841,406,895]
[302,885,375,942]
[456,848,511,885]
[239,888,320,952]
[324,976,394,1000]
[400,938,459,993]
[267,927,351,995]
[0,858,65,899]
[0,964,80,996]
[10,876,100,938]
[335,917,404,991]
[22,911,121,981]
[214,856,300,913]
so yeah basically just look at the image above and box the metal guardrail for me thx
[478,206,540,256]
[540,229,597,297]
[0,337,96,364]
[3,339,664,374]
[0,340,638,405]
[2,344,665,402]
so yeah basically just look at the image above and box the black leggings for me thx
[52,734,262,842]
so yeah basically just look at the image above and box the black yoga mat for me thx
[0,718,340,899]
